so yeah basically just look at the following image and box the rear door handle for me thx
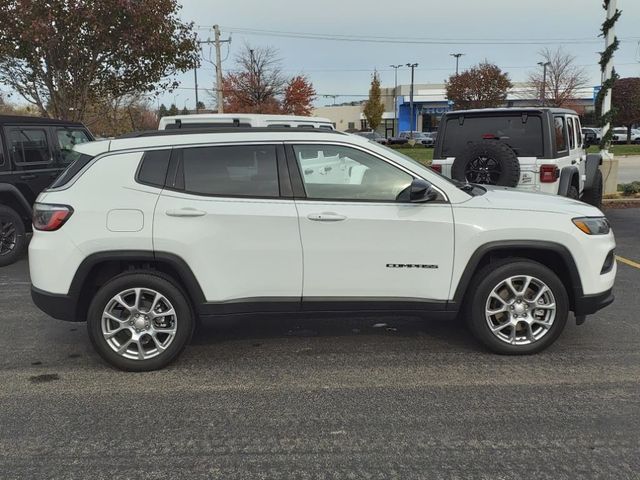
[307,212,347,222]
[166,208,206,217]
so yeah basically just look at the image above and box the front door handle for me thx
[166,208,206,217]
[307,212,347,222]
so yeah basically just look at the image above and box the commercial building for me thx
[314,83,597,137]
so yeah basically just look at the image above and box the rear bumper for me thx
[31,286,78,322]
[574,288,614,316]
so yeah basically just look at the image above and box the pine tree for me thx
[363,71,385,131]
[158,103,168,118]
[167,103,179,116]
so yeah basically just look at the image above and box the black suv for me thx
[0,115,94,266]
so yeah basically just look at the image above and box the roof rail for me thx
[117,127,345,139]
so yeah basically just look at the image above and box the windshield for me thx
[442,114,544,157]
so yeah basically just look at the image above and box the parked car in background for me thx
[611,127,640,144]
[582,127,601,145]
[158,113,335,131]
[0,115,94,266]
[397,131,435,147]
[431,108,603,207]
[354,131,388,144]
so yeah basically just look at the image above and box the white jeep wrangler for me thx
[430,108,604,207]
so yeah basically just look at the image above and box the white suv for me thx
[29,129,616,370]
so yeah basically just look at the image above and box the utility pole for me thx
[406,63,418,138]
[450,53,464,75]
[537,61,550,106]
[600,0,617,151]
[213,24,228,114]
[194,67,199,113]
[389,64,402,136]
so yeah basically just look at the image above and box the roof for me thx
[74,129,355,157]
[0,114,86,126]
[117,127,343,139]
[443,107,577,116]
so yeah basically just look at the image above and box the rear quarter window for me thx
[136,150,171,187]
[49,153,95,189]
[442,115,544,157]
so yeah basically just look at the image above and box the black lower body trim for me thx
[574,288,614,316]
[31,286,78,322]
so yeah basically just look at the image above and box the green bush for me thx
[620,181,640,196]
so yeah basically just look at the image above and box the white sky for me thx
[162,0,639,110]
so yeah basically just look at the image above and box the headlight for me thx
[572,217,610,235]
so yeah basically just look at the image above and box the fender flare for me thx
[450,240,583,311]
[0,184,33,216]
[557,165,579,196]
[583,153,602,191]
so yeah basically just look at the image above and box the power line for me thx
[213,26,640,46]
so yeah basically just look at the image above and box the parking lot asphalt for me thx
[1,209,639,479]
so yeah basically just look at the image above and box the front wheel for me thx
[87,272,194,371]
[582,169,603,208]
[466,260,569,354]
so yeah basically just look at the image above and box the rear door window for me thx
[9,128,51,165]
[554,116,568,153]
[180,145,279,198]
[442,115,544,157]
[567,117,576,149]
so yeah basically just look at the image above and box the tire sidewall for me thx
[87,272,194,371]
[467,260,569,355]
[0,206,27,267]
[451,141,520,187]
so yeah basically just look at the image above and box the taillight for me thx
[33,203,74,231]
[430,164,442,174]
[539,165,559,183]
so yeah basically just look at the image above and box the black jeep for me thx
[0,115,94,266]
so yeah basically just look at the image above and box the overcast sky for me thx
[168,0,640,109]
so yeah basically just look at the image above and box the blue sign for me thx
[593,85,601,101]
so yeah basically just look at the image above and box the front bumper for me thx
[31,286,79,322]
[574,288,614,316]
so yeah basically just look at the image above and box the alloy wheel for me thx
[485,275,556,346]
[101,287,178,360]
[0,218,17,256]
[465,156,502,184]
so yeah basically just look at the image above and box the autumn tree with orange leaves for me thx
[219,45,316,115]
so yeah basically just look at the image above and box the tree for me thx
[167,104,179,116]
[363,72,385,131]
[612,77,640,144]
[83,94,157,137]
[446,62,512,110]
[196,101,206,111]
[181,106,189,115]
[221,45,286,114]
[282,76,316,116]
[158,104,169,119]
[220,45,316,115]
[0,0,198,121]
[527,47,589,107]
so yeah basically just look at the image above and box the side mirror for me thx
[397,178,438,203]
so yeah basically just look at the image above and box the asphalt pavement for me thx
[1,209,639,479]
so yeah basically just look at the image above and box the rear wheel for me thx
[87,272,194,371]
[466,259,569,355]
[567,184,579,200]
[0,206,27,267]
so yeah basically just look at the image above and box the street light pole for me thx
[406,63,418,138]
[537,61,550,106]
[389,64,402,136]
[450,53,464,75]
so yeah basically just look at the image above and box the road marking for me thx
[616,255,640,270]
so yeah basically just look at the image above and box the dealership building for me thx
[314,83,597,137]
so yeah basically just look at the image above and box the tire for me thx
[0,205,27,267]
[87,271,194,371]
[567,184,579,200]
[465,259,569,355]
[582,169,603,208]
[451,141,520,187]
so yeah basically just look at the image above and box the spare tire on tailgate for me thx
[451,141,520,187]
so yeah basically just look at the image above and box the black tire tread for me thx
[451,141,521,187]
[0,205,27,267]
